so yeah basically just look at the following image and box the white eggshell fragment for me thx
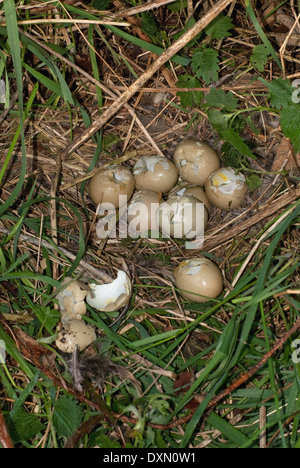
[173,138,220,186]
[86,270,132,312]
[156,195,208,239]
[174,257,223,303]
[88,165,135,209]
[56,278,87,324]
[204,166,247,210]
[133,155,178,193]
[127,189,161,238]
[55,320,96,353]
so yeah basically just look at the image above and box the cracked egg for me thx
[204,166,247,210]
[173,138,220,186]
[156,194,208,239]
[174,257,223,303]
[133,155,178,193]
[127,189,161,238]
[170,185,210,213]
[88,165,135,209]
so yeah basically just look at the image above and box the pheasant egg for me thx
[174,257,223,302]
[88,165,135,209]
[204,166,247,210]
[133,155,178,193]
[127,189,161,238]
[171,185,210,212]
[173,138,220,185]
[156,195,208,239]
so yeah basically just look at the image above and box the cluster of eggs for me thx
[85,138,247,307]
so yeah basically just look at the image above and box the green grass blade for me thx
[1,0,28,216]
[207,412,250,447]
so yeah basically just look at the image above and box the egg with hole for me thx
[133,155,178,193]
[156,195,208,240]
[204,166,247,210]
[86,270,132,312]
[88,165,135,210]
[174,257,223,302]
[55,319,96,353]
[173,138,220,186]
[126,189,161,238]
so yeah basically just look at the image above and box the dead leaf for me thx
[272,138,300,172]
[173,370,195,393]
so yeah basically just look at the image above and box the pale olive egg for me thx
[86,270,132,312]
[173,138,220,185]
[174,257,223,302]
[133,155,178,193]
[88,165,135,209]
[204,167,247,210]
[170,185,210,212]
[127,189,161,238]
[55,320,96,353]
[156,195,208,239]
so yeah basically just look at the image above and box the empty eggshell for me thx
[133,155,178,193]
[204,166,247,210]
[55,319,96,353]
[127,189,161,238]
[86,270,132,312]
[174,257,223,302]
[56,278,87,324]
[88,165,135,209]
[156,195,208,239]
[173,138,220,186]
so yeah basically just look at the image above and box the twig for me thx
[49,153,62,280]
[259,406,267,448]
[112,0,179,17]
[20,0,80,14]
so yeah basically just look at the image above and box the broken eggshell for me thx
[55,319,96,353]
[173,138,220,186]
[133,155,178,193]
[86,270,132,312]
[56,278,87,324]
[204,166,247,210]
[174,257,223,303]
[88,165,135,210]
